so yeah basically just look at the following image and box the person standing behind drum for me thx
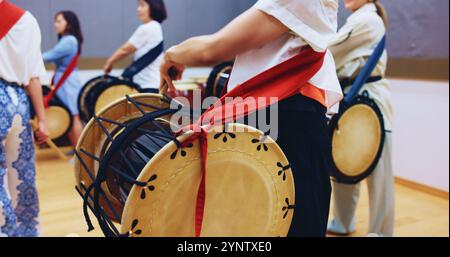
[104,0,167,91]
[43,11,84,148]
[0,0,48,237]
[327,0,395,237]
[160,0,343,237]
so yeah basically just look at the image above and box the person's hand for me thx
[103,61,113,74]
[159,51,186,93]
[34,119,49,145]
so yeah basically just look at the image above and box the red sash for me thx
[44,54,79,107]
[182,47,326,236]
[0,1,25,40]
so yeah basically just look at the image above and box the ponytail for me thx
[372,0,388,28]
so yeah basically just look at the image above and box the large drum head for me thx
[75,93,178,222]
[331,97,385,184]
[121,123,295,237]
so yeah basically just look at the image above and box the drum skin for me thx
[45,105,72,140]
[205,62,233,98]
[329,95,386,184]
[75,93,178,222]
[121,123,295,237]
[78,75,140,123]
[31,85,72,141]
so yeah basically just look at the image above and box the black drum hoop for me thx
[78,75,117,122]
[206,61,234,98]
[79,76,142,123]
[329,92,386,184]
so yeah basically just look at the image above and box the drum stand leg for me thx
[30,121,69,161]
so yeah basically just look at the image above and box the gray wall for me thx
[11,0,255,57]
[338,0,449,59]
[11,0,449,60]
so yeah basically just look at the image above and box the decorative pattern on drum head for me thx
[276,162,291,181]
[170,142,194,160]
[213,127,236,143]
[128,219,142,237]
[140,174,157,200]
[119,123,295,237]
[252,136,269,152]
[282,198,295,219]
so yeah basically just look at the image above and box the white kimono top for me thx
[0,11,46,86]
[227,0,343,113]
[329,3,393,129]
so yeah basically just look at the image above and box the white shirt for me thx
[329,3,392,129]
[227,0,343,113]
[128,20,164,89]
[0,11,46,86]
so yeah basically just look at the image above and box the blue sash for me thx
[121,41,164,80]
[344,36,386,103]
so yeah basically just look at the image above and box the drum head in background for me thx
[94,83,139,114]
[75,93,178,222]
[330,95,386,184]
[31,85,73,141]
[45,105,72,140]
[121,123,295,237]
[205,62,234,98]
[78,75,116,122]
[78,75,141,123]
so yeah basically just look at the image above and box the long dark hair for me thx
[56,11,84,54]
[144,0,167,23]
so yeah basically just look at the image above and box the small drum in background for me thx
[329,91,386,184]
[188,76,208,85]
[78,75,141,123]
[31,85,72,142]
[168,81,205,107]
[140,81,205,108]
[205,61,234,98]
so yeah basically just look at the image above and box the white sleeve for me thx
[128,23,162,50]
[27,14,46,84]
[254,0,338,52]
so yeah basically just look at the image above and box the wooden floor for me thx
[35,149,449,237]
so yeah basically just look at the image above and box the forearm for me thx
[27,78,46,121]
[165,35,232,67]
[107,44,134,65]
[165,9,288,67]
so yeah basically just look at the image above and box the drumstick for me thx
[159,68,178,95]
[30,120,69,161]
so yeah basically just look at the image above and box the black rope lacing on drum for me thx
[75,95,185,237]
[75,96,189,237]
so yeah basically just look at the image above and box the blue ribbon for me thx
[121,41,164,80]
[344,36,386,104]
